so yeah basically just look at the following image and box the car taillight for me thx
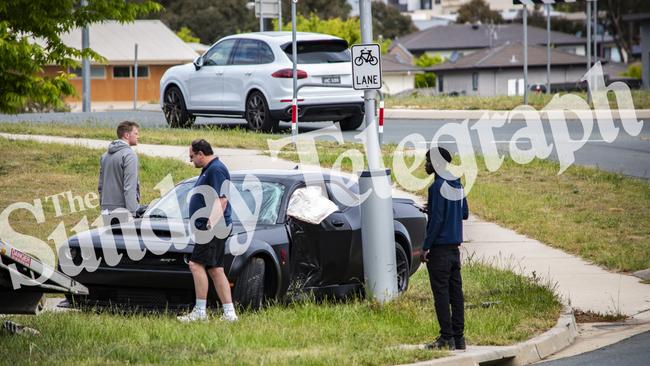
[272,69,308,79]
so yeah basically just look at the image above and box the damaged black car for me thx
[58,170,427,309]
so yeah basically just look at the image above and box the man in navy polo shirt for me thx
[177,139,237,322]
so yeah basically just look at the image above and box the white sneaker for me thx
[219,312,238,322]
[177,308,208,323]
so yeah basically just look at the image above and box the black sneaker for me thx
[454,336,466,350]
[425,336,455,350]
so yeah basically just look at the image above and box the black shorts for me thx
[190,236,227,268]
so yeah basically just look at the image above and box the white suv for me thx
[160,32,365,132]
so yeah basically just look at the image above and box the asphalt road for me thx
[536,330,650,366]
[1,111,649,180]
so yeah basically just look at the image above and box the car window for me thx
[203,39,236,66]
[145,180,285,225]
[232,39,274,65]
[283,40,350,64]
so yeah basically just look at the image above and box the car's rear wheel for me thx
[245,91,279,132]
[233,257,266,310]
[396,244,410,294]
[163,86,195,128]
[337,114,364,131]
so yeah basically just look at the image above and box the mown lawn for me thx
[385,90,650,111]
[1,123,648,272]
[0,138,561,366]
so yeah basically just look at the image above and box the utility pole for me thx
[358,0,398,304]
[133,43,138,110]
[546,3,551,94]
[81,0,90,112]
[523,3,528,104]
[586,0,592,103]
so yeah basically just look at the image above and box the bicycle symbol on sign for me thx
[354,49,378,66]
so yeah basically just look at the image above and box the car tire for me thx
[163,86,195,128]
[233,257,266,310]
[395,244,410,294]
[337,115,364,131]
[245,91,279,132]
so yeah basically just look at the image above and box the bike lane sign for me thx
[351,44,382,90]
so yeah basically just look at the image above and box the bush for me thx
[414,53,444,88]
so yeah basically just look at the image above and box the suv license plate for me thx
[322,76,341,84]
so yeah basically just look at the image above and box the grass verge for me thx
[0,139,561,365]
[1,123,648,272]
[385,90,650,110]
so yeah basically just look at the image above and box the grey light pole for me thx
[133,43,138,110]
[278,0,282,31]
[358,0,398,304]
[546,3,551,94]
[523,4,528,105]
[586,0,592,103]
[291,0,298,140]
[593,0,598,63]
[81,0,90,112]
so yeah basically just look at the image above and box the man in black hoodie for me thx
[98,121,141,216]
[421,147,469,351]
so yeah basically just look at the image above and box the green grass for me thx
[0,139,561,365]
[1,261,560,366]
[385,90,650,110]
[1,123,649,272]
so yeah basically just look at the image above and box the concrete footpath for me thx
[3,132,650,364]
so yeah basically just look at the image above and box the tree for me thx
[0,0,161,113]
[155,0,258,44]
[371,1,417,40]
[285,14,361,46]
[280,0,352,22]
[456,0,503,24]
[414,53,444,89]
[176,26,200,43]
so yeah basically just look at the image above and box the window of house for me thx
[421,0,432,9]
[438,74,444,93]
[112,65,149,78]
[68,66,106,79]
[113,66,131,78]
[472,72,478,91]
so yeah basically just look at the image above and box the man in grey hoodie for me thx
[98,121,141,215]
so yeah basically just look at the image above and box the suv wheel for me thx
[163,86,194,128]
[338,115,364,131]
[245,91,279,132]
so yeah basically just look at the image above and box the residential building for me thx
[42,20,197,103]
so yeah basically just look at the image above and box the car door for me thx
[287,182,357,288]
[221,39,275,111]
[188,39,236,110]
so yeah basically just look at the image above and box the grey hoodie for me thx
[98,140,140,213]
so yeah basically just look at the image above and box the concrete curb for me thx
[399,306,577,366]
[385,109,650,120]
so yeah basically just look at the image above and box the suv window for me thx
[283,40,350,64]
[203,39,236,66]
[232,39,275,65]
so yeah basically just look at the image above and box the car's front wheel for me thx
[245,91,279,132]
[163,86,195,128]
[233,257,266,310]
[396,244,410,294]
[337,115,364,131]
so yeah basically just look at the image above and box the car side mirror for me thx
[193,56,204,70]
[135,205,148,218]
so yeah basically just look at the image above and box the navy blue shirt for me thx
[423,175,469,250]
[188,157,232,230]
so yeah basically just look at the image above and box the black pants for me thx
[426,244,464,339]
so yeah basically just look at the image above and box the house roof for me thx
[381,54,423,73]
[429,42,587,72]
[57,20,198,65]
[395,23,585,52]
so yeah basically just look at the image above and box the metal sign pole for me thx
[586,0,592,103]
[358,0,397,304]
[546,3,551,94]
[133,43,138,111]
[278,0,282,31]
[593,0,598,63]
[291,0,298,143]
[523,3,528,104]
[81,0,90,113]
